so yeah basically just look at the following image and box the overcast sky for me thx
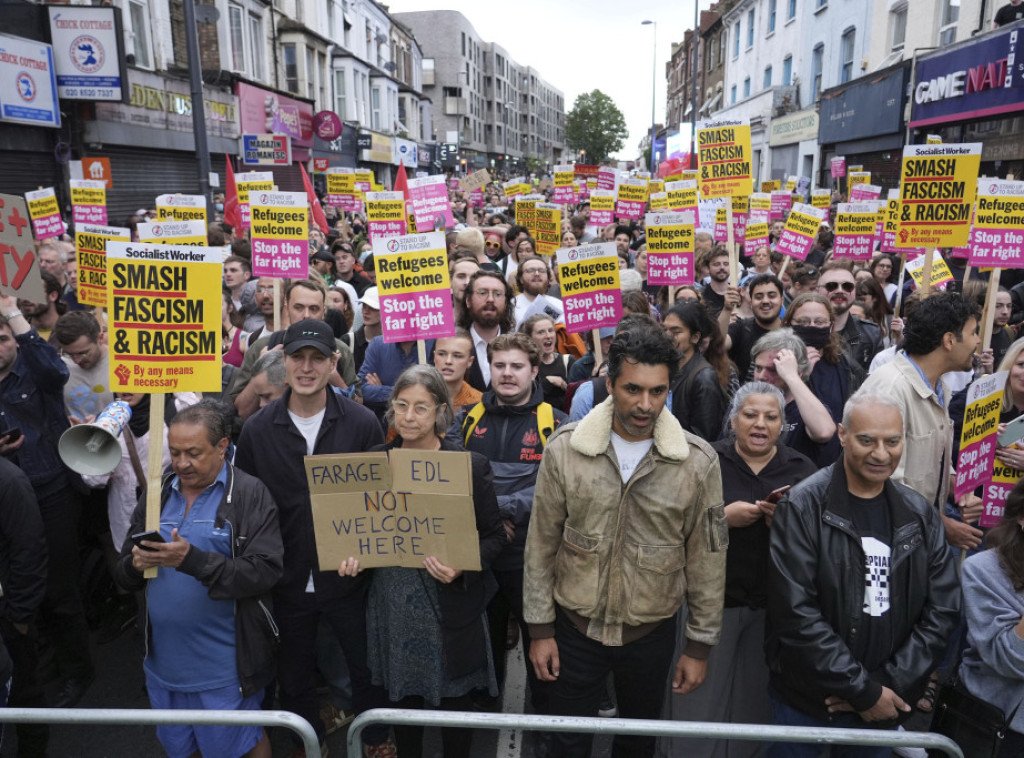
[388,0,706,160]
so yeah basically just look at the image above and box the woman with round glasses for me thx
[339,365,505,758]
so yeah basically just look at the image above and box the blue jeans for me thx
[767,697,893,758]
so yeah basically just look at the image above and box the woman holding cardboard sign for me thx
[339,365,505,758]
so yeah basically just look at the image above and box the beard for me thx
[472,307,501,329]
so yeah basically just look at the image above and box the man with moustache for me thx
[458,270,516,392]
[524,326,727,758]
[700,246,732,319]
[817,265,883,372]
[513,256,563,327]
[723,274,785,382]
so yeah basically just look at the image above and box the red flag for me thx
[223,155,242,228]
[301,163,328,234]
[393,162,409,201]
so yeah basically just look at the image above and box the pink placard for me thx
[73,204,106,225]
[769,191,791,223]
[557,243,622,333]
[647,253,693,286]
[850,184,882,202]
[968,226,1024,268]
[378,289,455,342]
[409,176,454,230]
[615,199,644,220]
[597,167,618,191]
[830,157,846,178]
[832,233,875,260]
[368,220,407,241]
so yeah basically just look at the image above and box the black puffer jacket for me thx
[765,460,960,724]
[114,464,284,698]
[671,353,727,442]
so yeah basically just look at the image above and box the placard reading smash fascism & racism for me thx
[306,449,481,570]
[105,242,222,393]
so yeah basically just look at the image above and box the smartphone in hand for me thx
[130,530,166,551]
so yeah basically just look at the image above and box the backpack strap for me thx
[537,402,555,448]
[461,402,487,447]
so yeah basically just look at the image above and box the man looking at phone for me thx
[765,392,959,757]
[114,399,283,758]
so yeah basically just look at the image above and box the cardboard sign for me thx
[589,189,616,227]
[0,193,45,304]
[155,194,208,223]
[236,171,274,228]
[70,179,107,225]
[833,203,879,261]
[409,176,454,231]
[830,157,846,178]
[969,179,1024,268]
[760,180,780,193]
[249,191,308,278]
[534,204,562,256]
[696,117,753,199]
[460,168,492,194]
[615,177,647,220]
[106,241,222,392]
[552,165,576,204]
[905,251,954,290]
[307,449,481,571]
[25,187,66,239]
[954,371,1007,502]
[645,211,695,286]
[896,143,982,249]
[241,134,291,165]
[366,191,407,242]
[666,180,698,216]
[556,242,622,333]
[138,220,207,245]
[982,458,1024,528]
[373,231,455,343]
[775,203,825,261]
[769,190,792,223]
[850,183,883,202]
[75,223,130,307]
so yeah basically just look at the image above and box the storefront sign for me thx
[373,232,455,343]
[241,134,291,165]
[237,81,313,150]
[392,137,418,168]
[0,33,59,128]
[819,63,907,143]
[360,132,393,164]
[768,110,819,146]
[47,6,123,101]
[313,110,342,140]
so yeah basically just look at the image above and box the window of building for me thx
[816,0,826,8]
[306,46,315,99]
[768,0,776,32]
[840,27,855,83]
[811,43,823,97]
[743,77,750,97]
[283,43,298,93]
[720,32,725,63]
[747,9,755,47]
[733,21,740,57]
[229,4,245,72]
[126,0,153,69]
[788,0,797,19]
[763,65,772,88]
[461,31,465,56]
[783,55,792,85]
[334,68,347,119]
[890,4,907,52]
[249,14,264,81]
[423,57,434,85]
[939,0,959,45]
[731,84,737,103]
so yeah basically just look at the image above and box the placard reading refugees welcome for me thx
[645,211,695,286]
[954,370,1006,502]
[373,231,455,343]
[556,242,622,333]
[307,449,481,570]
[70,179,107,225]
[155,194,208,223]
[105,241,222,393]
[366,191,407,242]
[249,191,309,278]
[25,187,66,239]
[969,179,1024,268]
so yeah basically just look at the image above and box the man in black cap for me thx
[309,249,335,282]
[235,319,391,757]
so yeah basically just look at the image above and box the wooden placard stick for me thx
[143,393,166,579]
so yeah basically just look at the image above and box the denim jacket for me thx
[0,329,71,491]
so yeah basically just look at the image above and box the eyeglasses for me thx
[256,285,275,294]
[485,241,502,249]
[792,318,831,327]
[521,267,547,275]
[821,281,855,293]
[392,399,439,418]
[473,289,505,300]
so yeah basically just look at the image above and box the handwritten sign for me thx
[155,194,207,223]
[833,203,879,261]
[645,211,695,286]
[460,168,492,194]
[70,179,107,225]
[366,191,407,242]
[105,241,222,392]
[696,117,753,199]
[25,187,66,239]
[969,179,1024,268]
[138,220,207,246]
[896,143,982,249]
[0,194,44,304]
[249,191,309,278]
[373,231,455,343]
[556,242,622,333]
[954,371,1007,502]
[75,223,130,307]
[307,449,481,570]
[775,203,825,261]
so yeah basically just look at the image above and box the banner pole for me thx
[143,393,165,580]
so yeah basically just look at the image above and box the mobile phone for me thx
[998,413,1024,447]
[764,485,792,504]
[130,530,166,551]
[0,427,21,442]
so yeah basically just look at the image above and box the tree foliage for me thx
[565,90,628,165]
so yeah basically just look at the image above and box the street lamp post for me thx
[690,0,700,160]
[641,19,657,173]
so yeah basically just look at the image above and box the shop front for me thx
[817,61,910,193]
[235,80,314,193]
[358,130,394,186]
[909,22,1024,179]
[768,109,819,186]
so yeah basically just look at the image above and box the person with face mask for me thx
[781,294,865,467]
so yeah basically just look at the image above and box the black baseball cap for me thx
[283,319,335,356]
[311,248,334,264]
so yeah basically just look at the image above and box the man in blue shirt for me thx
[115,400,283,758]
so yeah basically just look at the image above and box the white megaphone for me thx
[59,400,132,476]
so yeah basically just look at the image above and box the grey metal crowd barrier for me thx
[348,708,964,758]
[0,707,319,756]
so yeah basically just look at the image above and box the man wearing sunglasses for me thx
[817,264,882,372]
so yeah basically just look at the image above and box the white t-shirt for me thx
[610,431,653,483]
[288,408,325,455]
[63,352,114,420]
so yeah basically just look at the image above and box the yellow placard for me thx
[896,143,982,249]
[366,192,406,223]
[154,194,208,223]
[905,251,955,289]
[680,170,699,183]
[650,192,669,210]
[731,195,749,215]
[590,191,615,214]
[666,180,698,213]
[558,253,621,297]
[785,178,796,192]
[26,191,60,220]
[327,172,357,195]
[76,224,131,308]
[70,184,106,207]
[106,241,222,393]
[848,171,870,189]
[554,169,574,189]
[375,234,450,297]
[811,190,831,210]
[760,180,780,193]
[533,204,562,256]
[645,214,694,255]
[649,179,665,196]
[616,180,648,204]
[697,117,753,199]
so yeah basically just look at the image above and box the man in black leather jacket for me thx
[765,392,959,756]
